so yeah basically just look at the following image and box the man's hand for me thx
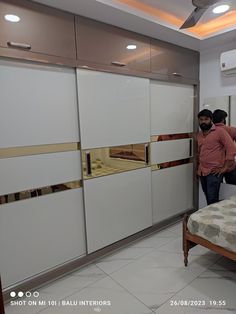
[212,160,235,175]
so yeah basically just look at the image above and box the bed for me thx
[183,196,236,266]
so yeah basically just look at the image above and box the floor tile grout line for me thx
[106,272,157,314]
[94,236,184,277]
[130,238,179,250]
[70,262,108,278]
[95,248,158,276]
[154,255,224,313]
[36,276,107,314]
[94,237,181,277]
[38,267,155,314]
[34,263,110,314]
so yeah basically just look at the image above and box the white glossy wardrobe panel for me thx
[84,167,152,253]
[0,59,79,148]
[77,69,150,149]
[151,139,192,164]
[230,95,236,126]
[0,151,81,195]
[152,163,193,224]
[150,81,194,135]
[0,189,86,288]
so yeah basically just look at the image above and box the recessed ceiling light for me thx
[126,44,137,50]
[213,5,230,14]
[4,14,20,22]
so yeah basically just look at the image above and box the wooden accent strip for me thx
[0,143,80,159]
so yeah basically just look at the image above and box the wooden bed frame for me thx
[183,214,236,266]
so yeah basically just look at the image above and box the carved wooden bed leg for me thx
[183,214,189,267]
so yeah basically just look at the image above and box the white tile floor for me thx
[5,222,236,314]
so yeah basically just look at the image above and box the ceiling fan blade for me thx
[192,0,220,9]
[180,7,206,29]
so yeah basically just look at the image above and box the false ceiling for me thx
[112,0,236,39]
[32,0,236,51]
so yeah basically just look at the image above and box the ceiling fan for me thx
[180,0,220,29]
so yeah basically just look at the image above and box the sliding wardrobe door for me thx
[0,59,86,288]
[150,81,194,223]
[77,69,152,253]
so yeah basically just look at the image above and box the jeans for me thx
[200,174,223,205]
[225,169,236,185]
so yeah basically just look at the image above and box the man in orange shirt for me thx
[197,109,236,205]
[213,109,236,184]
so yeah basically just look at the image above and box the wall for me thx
[200,42,236,104]
[199,41,236,208]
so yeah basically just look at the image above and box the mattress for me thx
[187,196,236,253]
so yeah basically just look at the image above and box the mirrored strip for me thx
[83,166,151,180]
[110,144,146,162]
[151,158,193,171]
[82,143,149,180]
[0,143,80,159]
[0,180,82,205]
[151,133,193,142]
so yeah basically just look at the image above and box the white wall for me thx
[199,42,236,208]
[200,42,236,104]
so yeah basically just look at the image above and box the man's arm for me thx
[195,134,200,177]
[227,126,236,141]
[215,129,236,174]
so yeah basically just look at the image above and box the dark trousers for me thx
[225,169,236,185]
[200,174,223,205]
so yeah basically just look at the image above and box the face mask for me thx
[200,122,212,131]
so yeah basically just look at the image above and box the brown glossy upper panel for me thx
[151,39,199,80]
[76,16,150,72]
[0,0,76,59]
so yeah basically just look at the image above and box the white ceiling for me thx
[32,0,236,51]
